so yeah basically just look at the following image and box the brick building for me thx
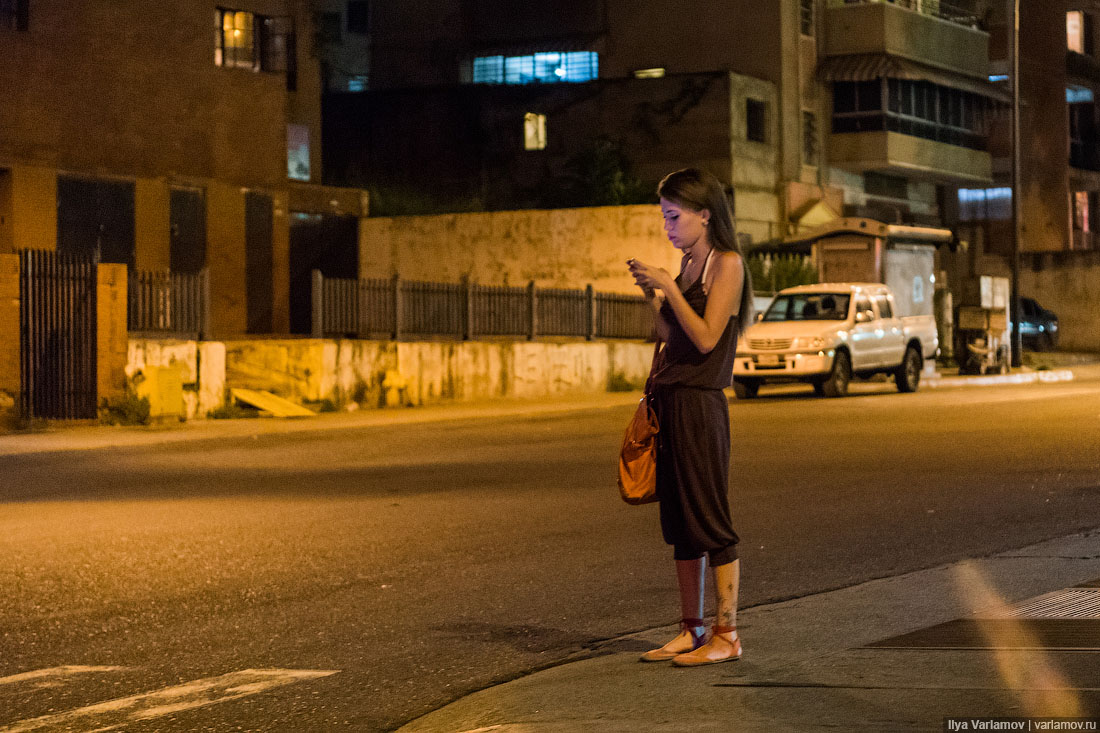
[0,0,367,338]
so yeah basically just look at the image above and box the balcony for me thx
[829,130,992,184]
[824,0,991,80]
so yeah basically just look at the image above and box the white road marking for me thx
[0,668,338,733]
[0,667,128,687]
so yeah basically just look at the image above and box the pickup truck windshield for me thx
[763,293,851,322]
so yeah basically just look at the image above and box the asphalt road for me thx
[2,378,1099,731]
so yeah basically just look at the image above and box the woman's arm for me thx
[631,253,743,354]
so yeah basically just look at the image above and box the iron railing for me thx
[19,249,98,419]
[127,268,209,337]
[312,271,654,341]
[826,0,983,29]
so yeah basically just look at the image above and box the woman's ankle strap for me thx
[713,624,737,635]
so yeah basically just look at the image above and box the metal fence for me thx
[313,272,654,341]
[825,0,982,28]
[19,249,98,419]
[127,269,209,337]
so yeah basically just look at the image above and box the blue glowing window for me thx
[472,51,598,84]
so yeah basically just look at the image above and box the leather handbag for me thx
[617,393,659,504]
[617,343,664,505]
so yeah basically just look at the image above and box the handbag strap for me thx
[644,340,667,396]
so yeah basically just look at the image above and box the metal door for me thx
[19,250,98,419]
[288,212,358,334]
[245,191,274,334]
[57,176,135,267]
[170,187,207,274]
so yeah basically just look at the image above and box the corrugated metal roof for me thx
[819,53,1011,102]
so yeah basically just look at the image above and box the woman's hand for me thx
[628,258,675,297]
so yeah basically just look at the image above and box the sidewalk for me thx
[397,530,1100,732]
[3,354,1098,457]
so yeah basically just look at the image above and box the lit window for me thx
[288,125,310,181]
[216,9,256,69]
[216,8,294,84]
[1075,191,1090,231]
[348,76,368,92]
[1067,85,1094,103]
[1068,11,1094,55]
[957,187,1012,221]
[0,0,28,30]
[472,51,597,85]
[524,113,547,151]
[634,68,665,79]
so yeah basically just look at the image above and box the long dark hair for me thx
[658,168,755,334]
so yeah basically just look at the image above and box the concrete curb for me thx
[396,530,1100,733]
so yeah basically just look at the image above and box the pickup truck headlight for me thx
[792,336,827,350]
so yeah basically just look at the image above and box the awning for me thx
[819,54,1011,102]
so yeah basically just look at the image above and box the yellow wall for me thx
[135,178,170,271]
[0,254,19,423]
[207,181,247,337]
[361,204,683,294]
[4,165,56,253]
[96,263,129,405]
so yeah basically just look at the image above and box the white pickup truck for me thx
[732,283,938,398]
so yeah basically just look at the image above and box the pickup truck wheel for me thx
[895,346,922,393]
[822,350,851,398]
[733,378,761,399]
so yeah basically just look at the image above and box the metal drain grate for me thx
[985,589,1100,620]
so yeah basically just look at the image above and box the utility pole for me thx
[1009,0,1023,367]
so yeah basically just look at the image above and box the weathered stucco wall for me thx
[1020,256,1100,352]
[127,339,226,420]
[360,205,681,294]
[222,338,654,409]
[128,335,653,420]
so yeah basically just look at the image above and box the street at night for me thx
[3,377,1100,731]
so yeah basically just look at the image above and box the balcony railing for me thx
[826,0,984,29]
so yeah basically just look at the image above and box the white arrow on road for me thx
[0,668,339,732]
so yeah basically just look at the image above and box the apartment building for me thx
[322,0,1003,252]
[0,0,366,337]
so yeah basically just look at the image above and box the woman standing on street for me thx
[627,168,753,666]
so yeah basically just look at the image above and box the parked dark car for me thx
[1019,297,1059,351]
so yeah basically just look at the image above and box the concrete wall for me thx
[127,339,227,420]
[361,204,681,293]
[0,254,19,424]
[1020,253,1100,352]
[96,264,129,407]
[220,337,654,409]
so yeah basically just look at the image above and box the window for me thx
[800,0,814,36]
[840,78,990,151]
[957,187,1012,222]
[0,0,28,30]
[873,294,893,319]
[746,98,767,143]
[634,67,665,79]
[216,9,296,86]
[288,124,310,181]
[864,172,907,199]
[471,51,598,85]
[216,9,256,69]
[347,75,368,91]
[347,1,369,34]
[802,111,818,165]
[1075,191,1090,231]
[1068,11,1094,55]
[524,113,547,150]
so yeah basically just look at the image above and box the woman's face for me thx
[660,197,709,253]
